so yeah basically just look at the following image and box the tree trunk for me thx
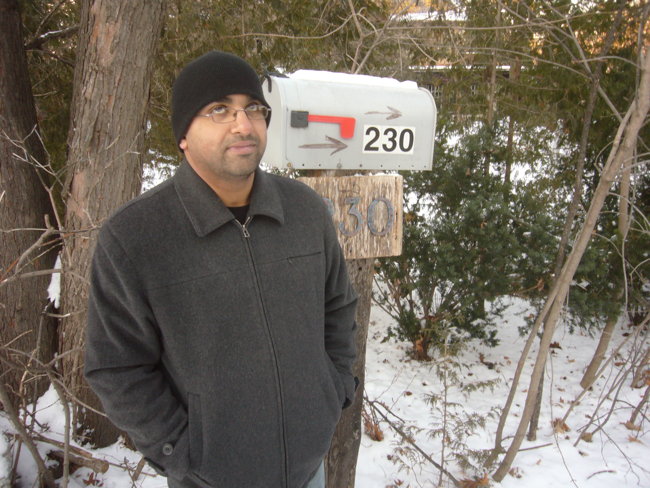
[617,147,632,235]
[580,311,618,389]
[504,59,520,189]
[551,2,626,280]
[526,6,627,440]
[551,79,597,281]
[504,115,514,187]
[59,0,166,446]
[579,138,633,389]
[493,45,650,483]
[576,138,633,391]
[482,3,501,177]
[326,257,374,488]
[0,0,58,409]
[628,383,650,427]
[523,72,600,444]
[526,372,543,441]
[631,346,649,389]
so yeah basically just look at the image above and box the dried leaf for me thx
[458,473,490,487]
[83,472,104,487]
[580,432,593,442]
[552,418,570,433]
[362,411,384,441]
[413,338,431,361]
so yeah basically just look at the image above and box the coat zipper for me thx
[236,217,289,487]
[240,216,251,238]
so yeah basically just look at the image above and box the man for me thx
[84,51,358,488]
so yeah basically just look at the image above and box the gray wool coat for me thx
[84,162,358,488]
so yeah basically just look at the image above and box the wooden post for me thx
[299,173,402,488]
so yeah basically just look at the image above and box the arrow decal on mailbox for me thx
[364,106,402,120]
[299,135,348,155]
[290,110,356,139]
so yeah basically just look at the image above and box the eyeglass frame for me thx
[196,102,271,124]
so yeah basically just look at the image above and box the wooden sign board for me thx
[298,175,403,259]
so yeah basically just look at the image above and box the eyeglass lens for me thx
[210,106,269,122]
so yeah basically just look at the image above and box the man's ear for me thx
[179,138,187,151]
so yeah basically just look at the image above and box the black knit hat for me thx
[171,51,270,147]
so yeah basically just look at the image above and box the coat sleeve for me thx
[84,226,189,479]
[321,206,359,409]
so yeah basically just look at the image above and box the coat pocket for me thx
[188,393,204,472]
[324,355,345,412]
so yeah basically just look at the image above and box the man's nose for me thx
[231,109,253,135]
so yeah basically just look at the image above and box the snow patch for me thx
[290,69,419,89]
[47,254,61,308]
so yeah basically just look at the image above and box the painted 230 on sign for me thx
[362,125,415,155]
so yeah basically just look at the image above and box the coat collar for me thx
[173,161,285,237]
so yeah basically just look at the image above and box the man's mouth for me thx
[227,140,257,155]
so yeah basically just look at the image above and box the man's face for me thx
[179,94,268,184]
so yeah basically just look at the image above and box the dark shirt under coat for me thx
[84,162,358,488]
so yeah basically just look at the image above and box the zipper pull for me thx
[241,216,252,238]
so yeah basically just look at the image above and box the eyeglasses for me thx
[198,104,271,124]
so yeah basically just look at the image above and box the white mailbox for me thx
[261,70,436,171]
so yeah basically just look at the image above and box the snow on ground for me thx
[358,298,649,488]
[1,297,647,487]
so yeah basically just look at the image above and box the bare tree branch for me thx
[365,395,461,487]
[25,25,79,51]
[0,382,56,488]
